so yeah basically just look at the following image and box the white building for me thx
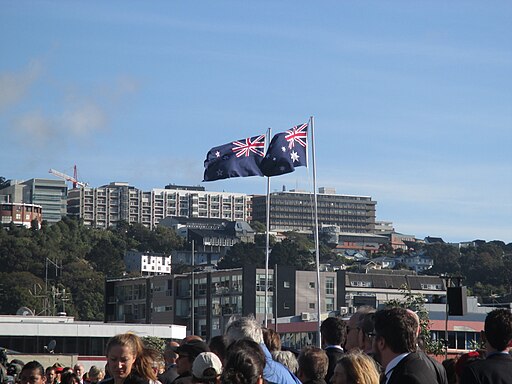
[68,183,251,229]
[124,250,172,275]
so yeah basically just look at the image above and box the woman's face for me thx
[107,345,136,382]
[331,364,347,384]
[21,369,47,384]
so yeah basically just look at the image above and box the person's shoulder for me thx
[98,378,114,384]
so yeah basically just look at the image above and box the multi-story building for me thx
[68,183,251,229]
[105,268,445,344]
[0,179,67,223]
[251,188,376,234]
[124,251,172,276]
[0,202,43,228]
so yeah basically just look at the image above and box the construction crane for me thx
[48,166,89,188]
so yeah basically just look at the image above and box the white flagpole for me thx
[310,116,322,347]
[264,127,272,328]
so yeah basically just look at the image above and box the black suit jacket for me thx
[324,347,344,383]
[459,353,512,384]
[387,352,447,384]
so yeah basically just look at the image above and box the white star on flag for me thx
[215,151,221,157]
[281,146,286,152]
[290,151,300,162]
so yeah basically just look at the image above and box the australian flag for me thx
[203,134,266,181]
[259,123,308,177]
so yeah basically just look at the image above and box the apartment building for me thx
[251,188,376,234]
[68,183,251,229]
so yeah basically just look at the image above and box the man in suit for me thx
[460,308,512,384]
[372,307,446,384]
[320,317,345,383]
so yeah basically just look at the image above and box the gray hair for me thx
[272,351,298,375]
[225,316,263,345]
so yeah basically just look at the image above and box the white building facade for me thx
[68,183,251,229]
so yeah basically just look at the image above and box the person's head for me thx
[331,351,380,384]
[105,332,158,382]
[345,307,373,352]
[20,361,46,384]
[271,351,298,375]
[372,307,418,368]
[191,352,222,384]
[174,340,210,376]
[87,366,104,384]
[73,365,84,380]
[222,339,265,384]
[357,310,376,353]
[225,316,263,345]
[454,351,483,380]
[60,372,80,384]
[441,358,456,384]
[297,346,328,383]
[45,367,57,384]
[208,336,228,364]
[262,328,281,353]
[320,317,346,348]
[164,341,180,367]
[483,308,512,352]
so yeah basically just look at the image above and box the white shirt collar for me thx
[385,352,410,382]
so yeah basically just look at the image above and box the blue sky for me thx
[1,1,511,243]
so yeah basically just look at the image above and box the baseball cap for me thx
[174,340,210,361]
[192,352,222,380]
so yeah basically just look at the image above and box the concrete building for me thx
[0,179,67,223]
[251,188,376,234]
[105,268,445,343]
[68,183,251,229]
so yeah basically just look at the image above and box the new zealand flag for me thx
[203,134,266,181]
[259,123,308,177]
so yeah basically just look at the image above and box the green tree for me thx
[424,244,461,275]
[217,242,265,269]
[269,239,315,270]
[0,176,10,189]
[385,285,445,356]
[0,272,45,315]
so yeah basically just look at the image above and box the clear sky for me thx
[1,1,511,243]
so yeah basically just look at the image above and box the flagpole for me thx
[264,127,272,328]
[310,116,322,347]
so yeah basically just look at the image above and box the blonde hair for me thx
[106,333,158,381]
[336,351,380,384]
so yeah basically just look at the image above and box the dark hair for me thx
[484,308,512,351]
[320,317,346,346]
[298,346,328,381]
[262,328,281,353]
[222,339,265,384]
[374,307,417,354]
[21,361,44,377]
[208,335,228,362]
[442,358,457,384]
[61,372,80,384]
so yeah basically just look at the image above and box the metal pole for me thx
[443,275,451,360]
[310,116,322,347]
[191,240,195,336]
[264,128,271,328]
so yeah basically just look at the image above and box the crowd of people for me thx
[2,307,511,384]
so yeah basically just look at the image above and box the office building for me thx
[251,188,376,234]
[105,268,445,344]
[0,179,67,223]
